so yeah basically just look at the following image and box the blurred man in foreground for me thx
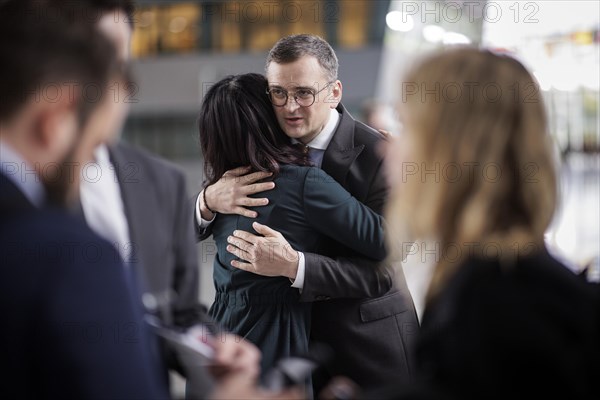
[0,1,169,397]
[73,0,275,397]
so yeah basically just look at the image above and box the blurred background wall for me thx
[120,0,599,315]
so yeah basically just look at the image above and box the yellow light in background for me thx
[338,0,370,49]
[169,16,188,34]
[573,31,594,45]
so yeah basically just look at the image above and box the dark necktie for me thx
[294,143,311,165]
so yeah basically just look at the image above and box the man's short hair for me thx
[265,34,339,82]
[0,0,121,125]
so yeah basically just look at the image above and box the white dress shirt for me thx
[0,139,46,207]
[80,144,131,262]
[291,107,340,168]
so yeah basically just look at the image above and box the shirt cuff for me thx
[290,251,305,290]
[195,192,216,228]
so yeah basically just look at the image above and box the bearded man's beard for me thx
[44,140,83,208]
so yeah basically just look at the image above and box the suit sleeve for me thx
[300,159,395,301]
[303,168,387,261]
[172,175,216,329]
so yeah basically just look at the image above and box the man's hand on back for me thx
[198,166,275,220]
[226,222,299,280]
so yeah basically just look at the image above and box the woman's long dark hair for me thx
[198,73,308,185]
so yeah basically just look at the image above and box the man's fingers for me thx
[239,171,273,184]
[223,166,252,177]
[252,222,281,238]
[231,260,254,272]
[227,234,254,248]
[241,181,275,195]
[226,234,255,262]
[226,243,253,263]
[231,230,260,244]
[233,207,258,219]
[239,197,269,208]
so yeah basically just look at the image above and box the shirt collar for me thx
[93,143,111,165]
[292,108,340,150]
[0,139,46,207]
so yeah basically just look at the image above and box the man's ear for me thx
[330,80,343,109]
[33,91,78,155]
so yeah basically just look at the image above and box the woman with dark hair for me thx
[198,73,387,376]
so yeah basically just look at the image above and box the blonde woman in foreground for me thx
[370,48,600,399]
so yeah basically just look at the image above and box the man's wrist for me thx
[195,193,216,228]
[286,250,299,279]
[199,188,215,220]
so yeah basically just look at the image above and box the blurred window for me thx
[130,1,388,58]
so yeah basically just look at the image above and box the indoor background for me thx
[117,1,599,396]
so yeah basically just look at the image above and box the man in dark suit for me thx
[0,2,169,397]
[73,1,263,397]
[78,0,210,330]
[196,34,419,390]
[1,1,286,397]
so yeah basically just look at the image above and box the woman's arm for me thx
[302,167,387,261]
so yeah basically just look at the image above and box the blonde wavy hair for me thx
[386,48,558,301]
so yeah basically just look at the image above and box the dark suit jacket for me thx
[0,174,169,399]
[108,143,216,396]
[304,104,419,389]
[195,104,419,389]
[363,251,600,400]
[108,142,210,329]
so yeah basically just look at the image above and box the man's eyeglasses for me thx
[266,81,335,108]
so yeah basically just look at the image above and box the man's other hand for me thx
[227,222,299,279]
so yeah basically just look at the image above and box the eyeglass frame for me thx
[265,81,336,108]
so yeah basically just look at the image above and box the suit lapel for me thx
[108,144,168,297]
[322,104,364,188]
[107,144,146,267]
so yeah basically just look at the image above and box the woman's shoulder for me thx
[276,164,326,182]
[278,164,335,180]
[445,251,598,314]
[276,166,342,200]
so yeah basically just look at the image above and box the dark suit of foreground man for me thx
[0,1,168,397]
[197,35,419,389]
[71,2,264,397]
[0,182,168,399]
